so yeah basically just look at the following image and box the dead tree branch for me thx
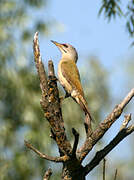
[83,122,134,175]
[25,32,86,180]
[77,88,134,162]
[25,32,134,180]
[103,158,106,180]
[84,114,92,137]
[25,141,69,162]
[120,114,131,131]
[33,32,72,156]
[114,169,118,180]
[72,128,79,157]
[43,168,52,180]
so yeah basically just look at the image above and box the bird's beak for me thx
[51,40,63,49]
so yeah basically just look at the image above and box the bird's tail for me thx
[75,94,92,121]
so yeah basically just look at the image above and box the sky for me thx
[37,1,134,178]
[41,0,133,67]
[39,0,134,98]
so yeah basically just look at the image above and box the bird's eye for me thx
[62,44,68,48]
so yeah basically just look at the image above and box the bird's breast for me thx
[58,61,73,94]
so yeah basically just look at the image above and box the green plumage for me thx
[61,60,84,96]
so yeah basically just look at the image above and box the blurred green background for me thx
[0,0,134,180]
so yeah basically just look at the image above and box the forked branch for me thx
[77,88,134,162]
[25,32,134,180]
[83,116,134,175]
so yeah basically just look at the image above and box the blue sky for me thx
[37,1,134,178]
[41,0,133,68]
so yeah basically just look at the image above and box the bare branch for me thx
[119,89,134,109]
[32,33,134,179]
[120,114,131,131]
[72,128,79,156]
[114,169,118,180]
[43,168,52,180]
[33,33,72,156]
[77,88,134,161]
[83,124,134,175]
[24,140,69,162]
[33,32,48,94]
[48,60,55,77]
[33,32,41,64]
[84,114,92,137]
[103,158,106,180]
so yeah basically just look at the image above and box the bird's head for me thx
[51,40,78,63]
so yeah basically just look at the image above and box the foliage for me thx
[99,0,134,38]
[0,0,52,180]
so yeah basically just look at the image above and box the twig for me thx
[119,89,134,109]
[114,169,117,180]
[77,88,134,162]
[43,168,52,180]
[24,141,69,162]
[84,114,92,137]
[120,114,131,131]
[72,128,79,156]
[103,158,106,180]
[83,124,134,175]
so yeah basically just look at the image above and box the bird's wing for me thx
[61,60,84,96]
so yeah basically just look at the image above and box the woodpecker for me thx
[51,40,92,121]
